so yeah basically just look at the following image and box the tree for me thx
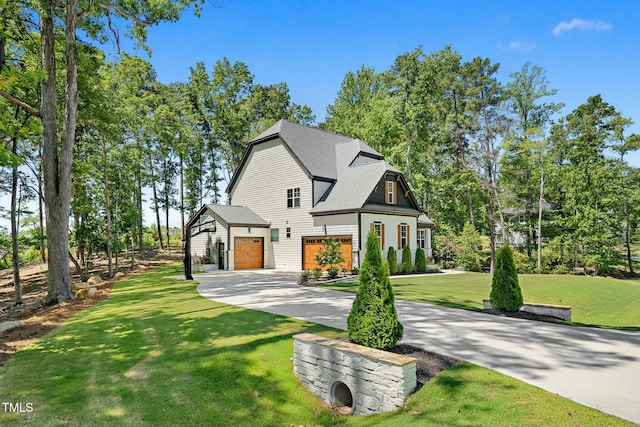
[314,239,345,279]
[415,247,427,272]
[489,245,523,312]
[456,222,483,271]
[387,246,398,274]
[465,57,505,274]
[0,0,205,305]
[401,245,413,273]
[347,231,403,350]
[502,63,562,273]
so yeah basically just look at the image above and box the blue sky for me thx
[126,0,640,167]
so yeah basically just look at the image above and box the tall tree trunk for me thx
[103,140,113,277]
[537,159,545,274]
[624,200,634,274]
[10,132,22,305]
[135,167,143,254]
[38,157,46,263]
[180,151,185,240]
[41,2,74,304]
[149,161,163,249]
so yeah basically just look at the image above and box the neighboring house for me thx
[495,201,552,249]
[187,120,434,271]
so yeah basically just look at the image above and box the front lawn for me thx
[0,264,634,426]
[324,272,640,329]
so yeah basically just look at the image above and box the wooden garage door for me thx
[302,235,352,271]
[234,237,264,270]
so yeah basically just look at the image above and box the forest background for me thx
[1,1,639,305]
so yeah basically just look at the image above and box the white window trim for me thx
[417,229,426,249]
[400,223,408,248]
[387,181,395,205]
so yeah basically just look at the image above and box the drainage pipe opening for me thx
[331,381,354,415]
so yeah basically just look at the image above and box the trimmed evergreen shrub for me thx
[387,247,398,274]
[489,245,524,312]
[402,245,413,273]
[347,231,403,350]
[415,247,427,272]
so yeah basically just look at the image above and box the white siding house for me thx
[186,120,434,272]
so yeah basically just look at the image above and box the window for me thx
[373,222,383,249]
[271,228,279,242]
[286,227,291,239]
[417,229,426,249]
[399,223,408,249]
[287,187,300,208]
[386,181,396,205]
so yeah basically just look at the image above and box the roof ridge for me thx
[279,119,353,140]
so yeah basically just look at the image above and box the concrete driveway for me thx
[196,270,640,424]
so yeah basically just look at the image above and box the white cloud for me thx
[506,41,537,53]
[552,18,612,36]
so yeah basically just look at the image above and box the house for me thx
[186,120,434,272]
[495,201,552,249]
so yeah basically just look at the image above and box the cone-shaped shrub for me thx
[387,247,398,274]
[415,247,427,272]
[347,231,403,350]
[489,245,523,312]
[402,245,413,273]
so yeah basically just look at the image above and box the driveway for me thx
[196,270,640,424]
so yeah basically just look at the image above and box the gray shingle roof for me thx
[250,120,355,180]
[205,204,269,227]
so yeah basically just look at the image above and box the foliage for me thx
[314,238,345,271]
[456,222,483,271]
[312,268,322,280]
[0,264,633,427]
[512,249,535,274]
[433,225,459,268]
[350,266,360,275]
[415,247,428,272]
[387,246,398,274]
[490,246,523,312]
[298,269,312,284]
[327,267,339,280]
[347,231,403,349]
[402,245,413,273]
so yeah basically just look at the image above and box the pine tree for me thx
[402,245,413,273]
[387,246,398,274]
[415,247,427,272]
[347,231,403,349]
[489,245,523,312]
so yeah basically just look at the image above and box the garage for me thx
[234,237,264,270]
[302,235,352,271]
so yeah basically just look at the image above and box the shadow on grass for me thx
[0,266,345,427]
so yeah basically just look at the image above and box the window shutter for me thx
[393,182,397,204]
[407,225,411,248]
[397,224,401,248]
[382,224,385,248]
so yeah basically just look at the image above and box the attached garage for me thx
[234,237,264,270]
[302,235,352,271]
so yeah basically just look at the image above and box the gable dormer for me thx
[366,173,419,210]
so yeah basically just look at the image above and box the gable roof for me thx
[227,119,423,216]
[187,204,269,228]
[227,120,383,193]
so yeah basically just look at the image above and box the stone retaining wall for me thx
[483,299,572,321]
[293,333,416,415]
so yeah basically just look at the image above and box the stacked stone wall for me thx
[293,333,416,415]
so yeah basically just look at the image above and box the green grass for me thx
[325,272,640,329]
[0,264,634,426]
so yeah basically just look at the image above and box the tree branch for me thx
[77,0,95,19]
[0,89,41,117]
[97,3,155,26]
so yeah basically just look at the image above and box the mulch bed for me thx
[389,344,462,388]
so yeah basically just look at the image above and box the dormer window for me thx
[287,187,300,208]
[385,180,396,205]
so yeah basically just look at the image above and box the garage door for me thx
[302,235,352,271]
[234,237,264,270]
